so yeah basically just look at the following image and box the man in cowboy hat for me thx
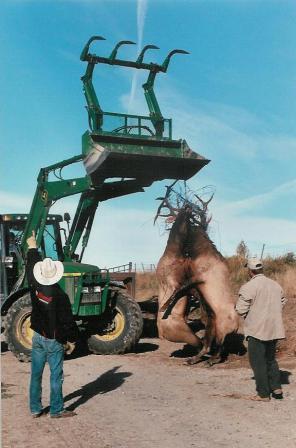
[26,231,79,418]
[236,256,287,402]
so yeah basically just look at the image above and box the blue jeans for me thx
[30,332,64,416]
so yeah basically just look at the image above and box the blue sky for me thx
[1,0,295,267]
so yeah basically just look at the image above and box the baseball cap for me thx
[245,257,263,270]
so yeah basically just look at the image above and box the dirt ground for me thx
[2,336,296,448]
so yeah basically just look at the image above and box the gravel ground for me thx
[2,338,296,448]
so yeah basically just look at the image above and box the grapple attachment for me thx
[81,36,210,187]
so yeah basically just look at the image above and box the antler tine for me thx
[165,179,178,196]
[154,200,166,224]
[154,180,180,224]
[194,192,214,209]
[154,197,179,224]
[206,192,215,205]
[162,198,179,213]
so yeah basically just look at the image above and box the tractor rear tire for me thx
[5,293,33,362]
[87,292,143,355]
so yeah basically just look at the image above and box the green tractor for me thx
[0,36,209,361]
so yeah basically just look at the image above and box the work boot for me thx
[50,410,77,418]
[32,410,46,418]
[272,389,283,399]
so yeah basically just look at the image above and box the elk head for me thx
[154,182,214,231]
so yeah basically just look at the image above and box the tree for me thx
[283,252,296,265]
[236,240,249,258]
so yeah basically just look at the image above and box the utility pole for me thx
[260,243,265,260]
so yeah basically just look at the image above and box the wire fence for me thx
[107,262,156,273]
[134,263,156,272]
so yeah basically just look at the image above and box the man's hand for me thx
[27,230,37,249]
[63,341,76,355]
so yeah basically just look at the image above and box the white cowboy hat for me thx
[33,258,64,285]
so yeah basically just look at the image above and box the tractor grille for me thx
[64,277,76,305]
[80,286,102,305]
[64,278,102,305]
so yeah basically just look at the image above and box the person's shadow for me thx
[63,366,132,411]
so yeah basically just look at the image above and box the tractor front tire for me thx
[5,293,33,362]
[87,292,143,355]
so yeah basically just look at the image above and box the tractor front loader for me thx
[0,36,209,361]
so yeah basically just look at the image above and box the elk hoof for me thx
[204,359,214,368]
[184,356,199,366]
[204,357,221,367]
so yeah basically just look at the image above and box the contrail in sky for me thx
[128,0,148,113]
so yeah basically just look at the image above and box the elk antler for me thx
[194,192,214,210]
[154,182,214,229]
[153,180,179,224]
[192,192,214,230]
[153,197,179,224]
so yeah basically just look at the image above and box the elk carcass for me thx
[155,188,239,364]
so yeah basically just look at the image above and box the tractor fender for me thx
[108,280,127,289]
[1,287,30,316]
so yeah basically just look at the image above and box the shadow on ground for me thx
[135,342,159,353]
[42,366,132,414]
[64,366,132,411]
[64,337,159,362]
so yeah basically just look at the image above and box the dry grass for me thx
[136,256,296,299]
[135,272,159,301]
[279,294,296,355]
[273,267,296,299]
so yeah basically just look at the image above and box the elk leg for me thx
[185,312,216,365]
[204,342,222,367]
[185,346,210,365]
[158,312,203,347]
[157,291,203,347]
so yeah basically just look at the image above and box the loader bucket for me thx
[82,131,210,186]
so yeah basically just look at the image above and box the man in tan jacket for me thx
[236,257,287,402]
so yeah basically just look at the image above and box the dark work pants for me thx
[248,336,281,398]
